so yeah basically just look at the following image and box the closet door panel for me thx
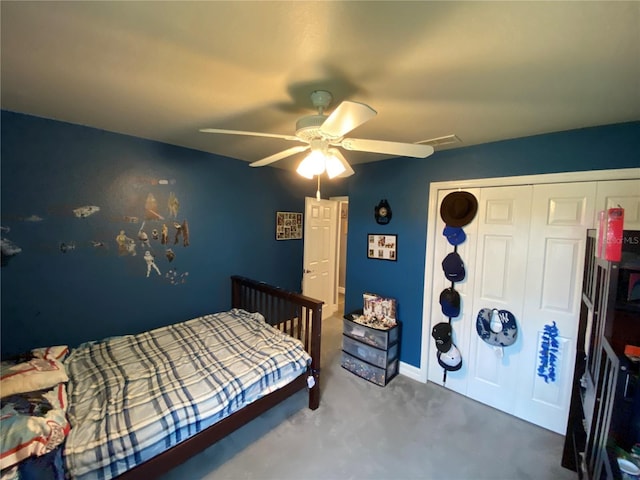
[514,182,597,434]
[595,179,640,229]
[466,185,532,413]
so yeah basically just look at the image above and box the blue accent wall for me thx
[2,112,638,366]
[345,122,640,367]
[1,111,346,357]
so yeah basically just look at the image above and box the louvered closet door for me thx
[514,182,597,434]
[465,185,533,413]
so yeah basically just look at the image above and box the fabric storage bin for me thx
[342,316,399,350]
[341,351,398,386]
[342,335,398,368]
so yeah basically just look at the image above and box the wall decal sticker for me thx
[537,321,560,383]
[182,220,190,247]
[138,222,151,248]
[144,251,161,277]
[165,248,175,262]
[161,224,169,245]
[133,176,175,186]
[144,193,164,220]
[173,220,190,246]
[1,237,22,266]
[73,205,100,218]
[59,241,76,253]
[168,192,180,218]
[165,267,188,286]
[23,215,44,222]
[115,230,137,256]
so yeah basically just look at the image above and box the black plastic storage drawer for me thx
[342,316,399,350]
[342,334,398,368]
[341,351,398,386]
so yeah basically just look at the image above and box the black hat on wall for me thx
[440,191,478,227]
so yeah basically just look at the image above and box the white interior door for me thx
[465,185,533,412]
[514,182,597,433]
[303,197,338,316]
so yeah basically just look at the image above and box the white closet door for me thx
[514,182,597,434]
[465,185,533,412]
[594,179,640,230]
[424,174,637,433]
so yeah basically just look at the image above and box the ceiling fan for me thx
[200,90,434,178]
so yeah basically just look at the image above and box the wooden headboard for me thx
[231,275,323,408]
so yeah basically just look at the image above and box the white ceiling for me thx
[2,1,639,170]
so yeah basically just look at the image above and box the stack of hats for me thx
[432,322,462,371]
[434,191,478,373]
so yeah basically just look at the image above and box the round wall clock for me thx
[375,199,392,224]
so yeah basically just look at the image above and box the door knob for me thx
[303,269,312,274]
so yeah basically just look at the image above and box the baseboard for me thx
[399,361,427,383]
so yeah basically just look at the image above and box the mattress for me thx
[63,308,311,480]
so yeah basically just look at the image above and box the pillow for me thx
[1,359,68,399]
[31,346,69,362]
[0,383,70,469]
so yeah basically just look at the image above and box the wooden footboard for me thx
[117,276,322,479]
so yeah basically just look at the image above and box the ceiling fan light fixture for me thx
[296,150,326,179]
[325,149,347,179]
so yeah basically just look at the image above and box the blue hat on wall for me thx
[443,226,467,246]
[442,252,466,282]
[439,287,460,317]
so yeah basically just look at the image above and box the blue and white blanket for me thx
[63,309,311,480]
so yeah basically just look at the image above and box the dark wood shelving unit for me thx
[562,230,640,479]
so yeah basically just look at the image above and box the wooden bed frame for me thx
[117,275,323,479]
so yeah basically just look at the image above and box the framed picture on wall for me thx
[367,233,397,261]
[276,211,303,240]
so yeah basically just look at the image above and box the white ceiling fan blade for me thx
[341,138,434,158]
[319,101,377,138]
[249,145,310,167]
[200,128,300,142]
[330,149,355,178]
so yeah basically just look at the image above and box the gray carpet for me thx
[160,308,576,480]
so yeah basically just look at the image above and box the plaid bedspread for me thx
[63,309,311,480]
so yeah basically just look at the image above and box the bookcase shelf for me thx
[562,229,640,479]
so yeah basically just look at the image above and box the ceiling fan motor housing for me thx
[295,114,329,142]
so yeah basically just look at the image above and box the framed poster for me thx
[276,211,303,240]
[367,233,397,261]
